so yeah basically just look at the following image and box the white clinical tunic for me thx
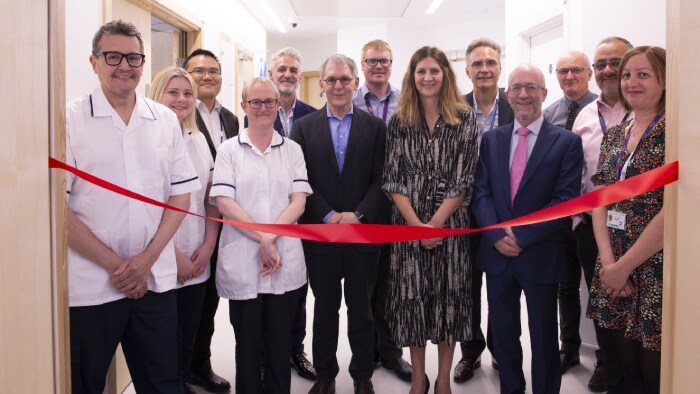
[174,128,215,288]
[66,87,200,307]
[210,130,312,300]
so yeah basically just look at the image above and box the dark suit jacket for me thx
[244,99,317,136]
[195,105,240,160]
[290,105,387,254]
[473,118,583,284]
[465,88,514,128]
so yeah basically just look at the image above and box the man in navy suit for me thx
[290,54,386,394]
[455,38,515,384]
[473,64,583,394]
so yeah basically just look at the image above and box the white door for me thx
[528,23,565,108]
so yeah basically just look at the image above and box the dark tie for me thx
[565,101,580,130]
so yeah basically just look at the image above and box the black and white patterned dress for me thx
[382,110,479,347]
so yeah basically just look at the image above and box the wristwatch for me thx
[353,211,368,224]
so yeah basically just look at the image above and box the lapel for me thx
[496,126,513,204]
[498,89,513,125]
[517,120,559,194]
[316,106,342,177]
[195,110,217,160]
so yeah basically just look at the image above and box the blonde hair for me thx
[149,66,199,132]
[361,39,392,59]
[241,77,280,101]
[395,46,467,130]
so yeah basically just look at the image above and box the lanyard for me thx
[598,109,630,134]
[365,95,390,122]
[614,112,663,180]
[473,96,499,131]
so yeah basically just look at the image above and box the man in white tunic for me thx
[66,20,199,394]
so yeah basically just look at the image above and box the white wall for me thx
[65,0,102,101]
[268,36,337,75]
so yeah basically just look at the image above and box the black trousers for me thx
[175,282,207,384]
[372,245,403,361]
[229,287,302,394]
[460,231,495,360]
[306,246,379,380]
[291,282,309,355]
[70,291,181,394]
[557,218,582,354]
[575,214,624,393]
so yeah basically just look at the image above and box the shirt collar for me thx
[472,95,499,115]
[359,83,398,102]
[237,128,285,152]
[90,86,156,120]
[513,115,544,136]
[196,99,221,114]
[326,104,354,120]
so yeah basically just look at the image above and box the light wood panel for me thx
[661,0,700,392]
[0,0,59,391]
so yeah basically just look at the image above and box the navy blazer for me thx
[464,88,515,127]
[472,118,583,284]
[244,99,317,136]
[290,105,387,254]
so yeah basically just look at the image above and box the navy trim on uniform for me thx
[293,179,309,183]
[89,95,94,117]
[213,183,236,189]
[143,98,157,119]
[172,176,199,185]
[209,167,214,172]
[271,137,285,148]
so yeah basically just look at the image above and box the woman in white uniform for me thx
[149,66,220,394]
[210,77,312,393]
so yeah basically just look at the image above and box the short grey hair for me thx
[320,54,358,79]
[508,63,546,88]
[271,47,303,68]
[598,36,633,49]
[242,77,280,101]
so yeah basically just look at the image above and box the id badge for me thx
[607,210,626,230]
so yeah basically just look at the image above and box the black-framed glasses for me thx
[592,59,622,72]
[364,58,392,67]
[189,67,222,78]
[323,77,354,86]
[556,67,588,76]
[246,99,278,109]
[96,51,145,67]
[507,85,544,94]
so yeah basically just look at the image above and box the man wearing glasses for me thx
[184,48,239,394]
[291,54,387,394]
[66,20,199,393]
[542,50,598,379]
[569,36,634,394]
[351,39,412,384]
[473,64,583,394]
[454,37,515,384]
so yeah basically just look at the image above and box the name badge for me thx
[607,210,626,230]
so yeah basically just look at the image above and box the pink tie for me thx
[510,127,530,204]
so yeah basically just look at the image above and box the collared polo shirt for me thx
[66,87,200,306]
[210,129,312,300]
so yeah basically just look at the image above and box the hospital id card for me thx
[607,210,626,230]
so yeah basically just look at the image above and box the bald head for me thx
[555,51,593,101]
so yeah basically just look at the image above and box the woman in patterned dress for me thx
[586,46,666,394]
[382,46,479,394]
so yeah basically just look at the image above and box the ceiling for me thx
[239,0,504,40]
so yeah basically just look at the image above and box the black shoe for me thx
[353,378,375,394]
[189,369,231,393]
[588,361,607,392]
[291,352,317,381]
[183,382,197,394]
[309,378,336,394]
[381,356,412,382]
[560,350,581,374]
[492,357,499,371]
[453,357,481,383]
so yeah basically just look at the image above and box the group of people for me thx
[66,18,667,394]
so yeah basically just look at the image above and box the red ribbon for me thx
[50,157,678,244]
